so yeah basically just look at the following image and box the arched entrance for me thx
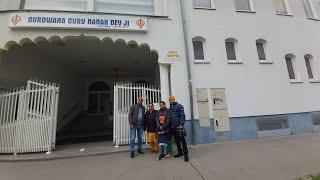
[0,35,161,147]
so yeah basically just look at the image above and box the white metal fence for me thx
[113,82,161,147]
[0,80,59,154]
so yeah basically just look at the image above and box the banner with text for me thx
[8,13,148,32]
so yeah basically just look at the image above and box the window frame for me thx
[274,0,292,16]
[192,37,210,64]
[256,39,273,64]
[285,54,302,83]
[234,0,256,13]
[302,0,319,20]
[304,54,320,83]
[17,0,158,16]
[193,0,216,10]
[225,38,242,64]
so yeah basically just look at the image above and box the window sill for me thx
[309,79,320,83]
[194,7,216,10]
[259,60,273,64]
[236,10,256,13]
[307,17,320,21]
[194,60,210,64]
[290,79,303,84]
[276,13,293,17]
[228,60,243,64]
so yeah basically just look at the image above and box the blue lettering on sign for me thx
[68,18,86,25]
[87,19,109,25]
[110,20,122,26]
[28,16,66,24]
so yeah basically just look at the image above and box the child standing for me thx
[156,101,171,160]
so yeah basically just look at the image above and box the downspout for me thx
[179,0,195,145]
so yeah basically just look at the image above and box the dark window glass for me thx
[225,41,237,60]
[285,57,296,79]
[256,42,266,60]
[305,57,314,79]
[193,41,205,60]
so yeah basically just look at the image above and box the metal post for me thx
[180,0,196,145]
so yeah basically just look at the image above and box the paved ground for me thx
[1,132,320,180]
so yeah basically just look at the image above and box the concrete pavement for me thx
[1,132,320,180]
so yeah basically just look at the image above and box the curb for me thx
[0,148,150,163]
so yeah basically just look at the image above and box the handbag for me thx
[178,128,186,138]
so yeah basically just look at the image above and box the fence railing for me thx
[0,80,59,154]
[113,82,161,147]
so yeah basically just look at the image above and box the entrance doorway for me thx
[0,36,161,146]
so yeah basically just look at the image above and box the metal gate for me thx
[113,82,161,147]
[0,80,59,154]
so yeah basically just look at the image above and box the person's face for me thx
[137,98,143,105]
[169,99,175,105]
[160,103,166,109]
[148,104,154,111]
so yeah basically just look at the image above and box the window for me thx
[23,0,155,15]
[275,0,289,14]
[256,42,266,61]
[193,41,205,60]
[0,0,21,10]
[302,0,317,18]
[255,39,271,63]
[24,0,88,11]
[192,37,209,63]
[95,0,154,15]
[285,54,298,80]
[225,38,240,62]
[305,55,314,79]
[88,81,111,114]
[193,0,213,9]
[234,0,252,11]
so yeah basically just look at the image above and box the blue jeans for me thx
[130,126,143,152]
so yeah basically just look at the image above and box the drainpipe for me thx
[179,0,195,145]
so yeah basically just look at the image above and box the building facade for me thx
[0,0,319,149]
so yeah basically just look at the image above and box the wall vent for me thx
[257,118,289,131]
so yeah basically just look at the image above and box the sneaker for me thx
[165,154,172,158]
[138,150,144,155]
[130,152,135,159]
[158,154,165,160]
[174,153,183,158]
[184,155,189,162]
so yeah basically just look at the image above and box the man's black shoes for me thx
[174,153,183,158]
[138,150,144,155]
[184,156,189,162]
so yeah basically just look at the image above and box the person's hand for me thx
[130,124,134,128]
[178,125,183,129]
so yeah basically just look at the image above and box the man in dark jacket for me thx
[144,103,158,153]
[168,96,189,162]
[128,97,146,158]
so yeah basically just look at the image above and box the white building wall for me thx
[186,0,320,118]
[0,0,192,120]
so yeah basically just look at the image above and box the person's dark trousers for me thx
[173,129,188,156]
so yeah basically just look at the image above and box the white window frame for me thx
[302,0,319,20]
[285,54,303,83]
[234,0,256,13]
[305,54,320,83]
[226,38,242,64]
[193,0,216,10]
[274,0,293,16]
[256,39,273,64]
[193,37,210,64]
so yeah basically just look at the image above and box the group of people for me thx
[128,96,189,162]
